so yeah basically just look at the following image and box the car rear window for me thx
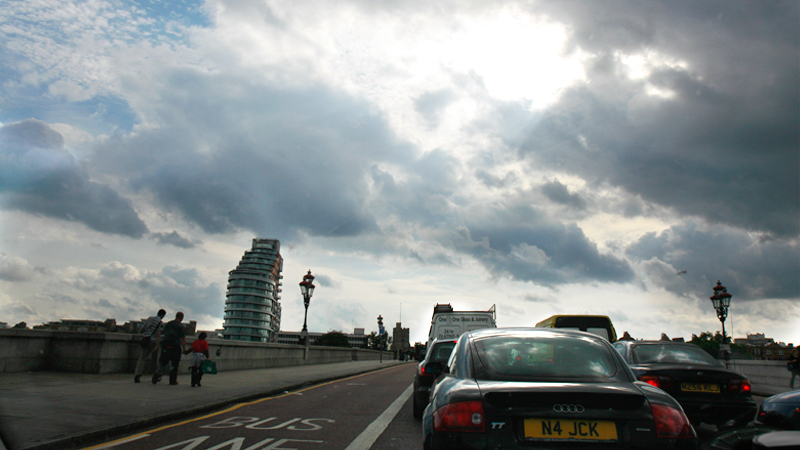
[430,341,457,363]
[473,335,618,381]
[632,344,721,365]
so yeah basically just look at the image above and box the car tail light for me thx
[640,375,674,389]
[419,366,432,377]
[433,400,485,433]
[651,404,695,439]
[728,379,751,393]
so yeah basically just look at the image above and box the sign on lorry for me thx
[427,304,496,346]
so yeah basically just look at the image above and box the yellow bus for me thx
[535,315,617,342]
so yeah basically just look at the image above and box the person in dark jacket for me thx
[152,312,187,385]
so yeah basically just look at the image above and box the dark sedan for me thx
[414,338,458,419]
[756,389,800,430]
[422,328,698,450]
[613,340,757,429]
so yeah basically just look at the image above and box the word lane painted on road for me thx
[151,436,323,450]
[139,416,335,450]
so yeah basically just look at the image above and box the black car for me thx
[756,389,800,430]
[613,340,757,429]
[414,338,458,419]
[422,328,698,450]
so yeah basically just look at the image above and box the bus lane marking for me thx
[80,365,405,450]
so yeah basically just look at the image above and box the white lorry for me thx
[427,303,496,347]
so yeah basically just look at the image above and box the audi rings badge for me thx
[553,404,585,414]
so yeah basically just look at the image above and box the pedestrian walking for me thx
[152,311,187,386]
[134,309,166,383]
[788,348,800,389]
[188,332,210,387]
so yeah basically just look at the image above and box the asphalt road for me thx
[78,364,767,450]
[80,364,419,450]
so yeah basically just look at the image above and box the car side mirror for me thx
[424,361,443,376]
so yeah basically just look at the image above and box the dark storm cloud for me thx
[515,0,799,237]
[93,71,414,238]
[0,119,149,237]
[540,179,587,210]
[152,231,201,249]
[626,222,800,300]
[446,205,634,286]
[368,150,633,284]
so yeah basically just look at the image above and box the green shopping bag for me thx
[201,360,217,374]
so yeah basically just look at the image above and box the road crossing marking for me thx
[343,383,413,450]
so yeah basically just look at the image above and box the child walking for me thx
[189,332,210,387]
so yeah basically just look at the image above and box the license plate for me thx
[524,419,618,441]
[680,382,720,393]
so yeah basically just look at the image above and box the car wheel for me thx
[413,395,424,420]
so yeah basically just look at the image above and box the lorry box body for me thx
[427,304,496,346]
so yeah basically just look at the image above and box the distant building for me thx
[733,333,793,360]
[276,328,369,348]
[222,238,283,343]
[34,319,117,332]
[734,333,775,347]
[391,322,410,352]
[121,319,197,336]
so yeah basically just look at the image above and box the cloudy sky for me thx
[1,0,797,345]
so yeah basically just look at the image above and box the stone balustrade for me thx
[0,328,385,375]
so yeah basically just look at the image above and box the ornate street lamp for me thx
[377,315,385,362]
[299,270,315,347]
[709,280,732,360]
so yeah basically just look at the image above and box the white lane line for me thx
[344,383,413,450]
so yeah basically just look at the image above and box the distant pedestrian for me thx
[152,311,187,386]
[788,348,800,389]
[134,309,166,383]
[188,332,210,387]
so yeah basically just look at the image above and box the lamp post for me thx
[709,280,732,361]
[377,315,385,362]
[299,270,315,359]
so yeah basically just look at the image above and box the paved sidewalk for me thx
[0,360,408,450]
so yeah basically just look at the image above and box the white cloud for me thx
[0,0,797,345]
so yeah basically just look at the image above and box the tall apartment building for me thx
[222,238,283,342]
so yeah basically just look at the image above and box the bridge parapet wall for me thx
[0,329,384,374]
[725,359,794,396]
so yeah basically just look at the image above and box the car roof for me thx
[619,340,699,346]
[464,327,606,340]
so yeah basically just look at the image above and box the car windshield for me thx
[474,335,617,380]
[430,342,456,363]
[632,344,721,365]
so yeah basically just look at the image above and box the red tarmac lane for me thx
[81,364,418,450]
